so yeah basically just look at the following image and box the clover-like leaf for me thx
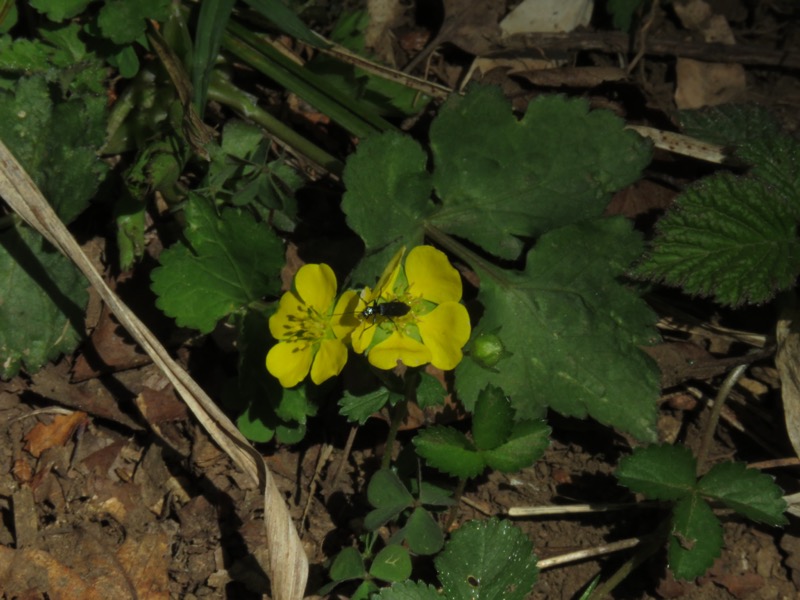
[404,507,445,555]
[370,545,412,583]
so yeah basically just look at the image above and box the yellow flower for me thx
[349,246,471,371]
[266,264,358,387]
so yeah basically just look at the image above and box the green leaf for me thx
[370,545,412,583]
[97,0,171,45]
[329,546,366,582]
[373,581,442,600]
[436,518,538,600]
[368,469,414,508]
[417,371,446,409]
[405,507,444,555]
[0,227,87,377]
[413,426,485,479]
[616,445,697,500]
[29,0,91,21]
[0,75,108,224]
[429,87,651,259]
[698,462,788,526]
[471,385,514,451]
[150,194,283,333]
[242,0,328,49]
[455,217,660,441]
[668,495,722,580]
[482,419,551,473]
[191,0,235,115]
[634,173,800,307]
[339,388,396,424]
[341,131,434,257]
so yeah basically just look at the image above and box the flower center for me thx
[283,303,328,344]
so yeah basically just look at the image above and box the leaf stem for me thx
[381,370,418,469]
[445,477,468,531]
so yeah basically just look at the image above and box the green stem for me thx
[696,361,749,475]
[208,70,343,176]
[381,370,419,469]
[445,477,468,531]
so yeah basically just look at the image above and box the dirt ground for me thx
[2,0,800,599]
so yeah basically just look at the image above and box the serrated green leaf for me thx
[417,371,446,409]
[413,426,485,479]
[635,173,800,306]
[698,462,788,526]
[482,420,551,473]
[436,518,538,600]
[668,495,722,580]
[150,194,283,333]
[373,580,442,600]
[329,546,366,582]
[97,0,170,45]
[0,75,108,224]
[429,87,652,259]
[471,385,514,451]
[455,217,660,441]
[341,131,434,255]
[0,226,87,377]
[370,545,412,582]
[29,0,91,21]
[617,445,696,500]
[405,507,444,555]
[339,388,395,424]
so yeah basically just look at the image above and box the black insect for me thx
[360,300,411,322]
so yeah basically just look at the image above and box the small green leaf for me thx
[29,0,90,21]
[151,194,283,333]
[471,385,514,451]
[616,445,696,500]
[97,0,170,45]
[329,546,366,582]
[351,580,380,600]
[368,469,414,510]
[0,227,87,377]
[482,420,551,473]
[698,462,788,526]
[634,173,800,307]
[417,371,446,409]
[668,495,722,580]
[339,388,395,424]
[405,507,444,555]
[370,545,412,583]
[373,581,442,600]
[413,426,485,480]
[436,518,538,600]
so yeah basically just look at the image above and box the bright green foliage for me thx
[374,581,442,600]
[339,388,401,425]
[28,0,91,21]
[436,518,538,600]
[0,227,87,378]
[616,445,697,500]
[97,0,171,45]
[364,469,446,555]
[150,194,283,333]
[0,75,108,224]
[414,386,550,479]
[323,540,411,596]
[455,218,660,441]
[329,546,366,582]
[617,445,787,580]
[416,371,447,409]
[637,104,800,306]
[370,545,413,582]
[607,0,645,31]
[697,462,788,526]
[634,174,800,306]
[669,495,722,580]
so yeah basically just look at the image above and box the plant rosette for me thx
[343,246,471,371]
[266,263,359,387]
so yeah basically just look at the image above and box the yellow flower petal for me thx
[310,339,348,384]
[417,302,471,370]
[374,247,405,300]
[295,263,337,312]
[269,291,305,340]
[405,246,462,304]
[266,341,313,387]
[368,331,432,370]
[351,321,377,354]
[331,290,361,338]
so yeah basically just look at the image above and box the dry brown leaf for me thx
[776,310,800,459]
[116,531,170,599]
[23,411,88,458]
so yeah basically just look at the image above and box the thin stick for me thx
[508,501,660,517]
[538,537,643,570]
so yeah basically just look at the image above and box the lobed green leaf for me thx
[413,426,484,480]
[698,462,788,526]
[668,495,722,580]
[616,445,697,500]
